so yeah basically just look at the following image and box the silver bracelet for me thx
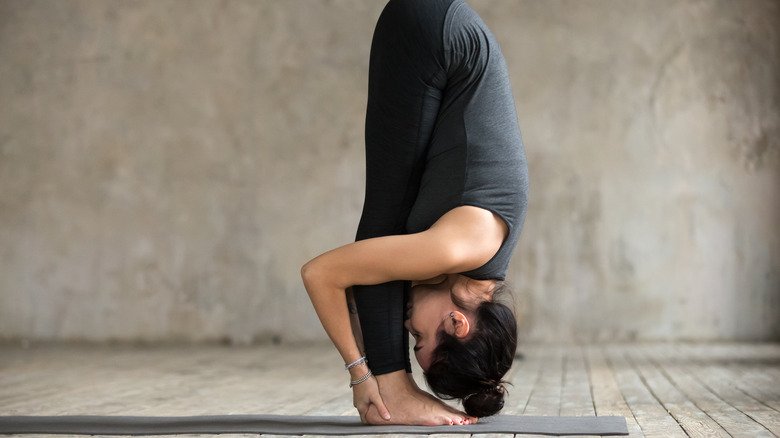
[345,355,367,370]
[349,369,373,388]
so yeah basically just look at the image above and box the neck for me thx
[451,275,495,310]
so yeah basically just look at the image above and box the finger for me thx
[372,396,391,421]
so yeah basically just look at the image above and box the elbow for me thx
[301,258,330,291]
[300,260,318,289]
[301,257,345,292]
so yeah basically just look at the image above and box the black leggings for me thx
[352,0,459,375]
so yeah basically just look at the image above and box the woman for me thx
[301,0,528,426]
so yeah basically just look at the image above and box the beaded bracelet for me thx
[349,369,373,388]
[344,355,367,370]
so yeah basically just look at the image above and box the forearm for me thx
[301,262,364,377]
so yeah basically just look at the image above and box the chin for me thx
[415,353,432,371]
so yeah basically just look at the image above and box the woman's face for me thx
[405,275,479,371]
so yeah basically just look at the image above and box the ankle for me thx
[375,370,412,390]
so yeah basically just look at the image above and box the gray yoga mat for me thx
[0,414,628,436]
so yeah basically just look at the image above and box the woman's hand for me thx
[352,372,391,423]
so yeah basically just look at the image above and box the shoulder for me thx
[429,206,508,273]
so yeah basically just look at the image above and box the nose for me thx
[404,320,411,332]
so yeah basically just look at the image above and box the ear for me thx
[445,311,471,339]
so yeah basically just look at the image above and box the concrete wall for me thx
[1,0,778,344]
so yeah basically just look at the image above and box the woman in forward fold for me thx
[301,0,529,426]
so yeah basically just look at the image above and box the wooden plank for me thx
[523,344,563,415]
[507,343,545,413]
[585,345,643,438]
[625,343,729,437]
[560,345,596,416]
[559,344,598,438]
[0,346,135,412]
[3,346,202,415]
[651,343,774,437]
[102,346,319,423]
[674,342,780,436]
[518,344,564,438]
[722,364,780,412]
[604,344,686,437]
[2,344,342,416]
[139,345,338,416]
[689,342,780,412]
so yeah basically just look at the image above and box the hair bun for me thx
[462,383,506,418]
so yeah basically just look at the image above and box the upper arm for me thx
[302,206,506,289]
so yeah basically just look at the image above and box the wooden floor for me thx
[1,342,778,437]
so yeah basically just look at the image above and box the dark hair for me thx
[423,282,518,417]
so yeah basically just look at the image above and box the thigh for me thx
[357,0,452,240]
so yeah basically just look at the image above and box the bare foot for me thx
[406,373,478,424]
[362,370,467,426]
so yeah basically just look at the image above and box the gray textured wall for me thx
[1,0,778,344]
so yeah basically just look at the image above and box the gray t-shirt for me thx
[405,0,529,280]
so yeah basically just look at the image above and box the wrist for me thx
[344,354,366,370]
[348,361,370,379]
[348,365,373,388]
